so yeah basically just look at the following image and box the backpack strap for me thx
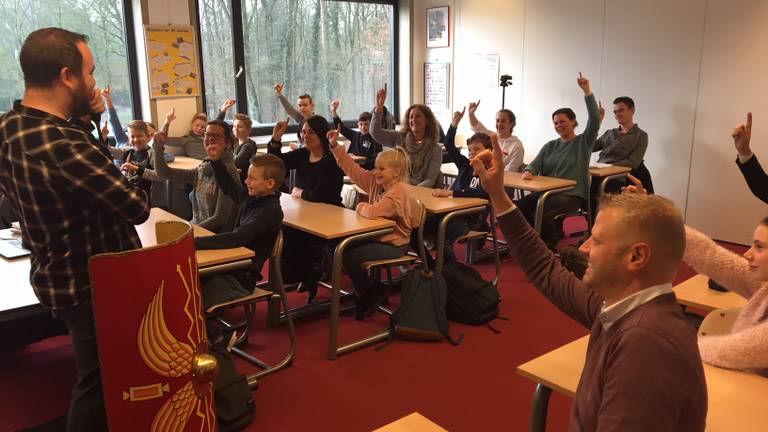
[430,275,463,346]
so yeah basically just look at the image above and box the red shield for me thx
[90,221,217,431]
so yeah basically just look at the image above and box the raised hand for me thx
[330,99,340,116]
[272,118,289,141]
[598,100,605,122]
[219,98,236,113]
[732,112,753,157]
[165,108,176,124]
[451,107,466,128]
[468,99,481,114]
[327,127,340,148]
[89,87,105,115]
[577,72,591,95]
[274,83,285,96]
[101,120,109,139]
[375,83,388,111]
[471,133,505,198]
[152,131,167,152]
[101,85,114,109]
[621,173,647,194]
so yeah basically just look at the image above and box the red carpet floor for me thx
[0,220,747,431]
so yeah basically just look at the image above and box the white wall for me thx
[411,0,766,244]
[686,0,768,244]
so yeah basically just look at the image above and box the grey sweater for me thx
[153,143,240,233]
[594,124,648,169]
[369,109,442,188]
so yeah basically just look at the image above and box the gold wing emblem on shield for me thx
[138,281,194,377]
[137,276,217,432]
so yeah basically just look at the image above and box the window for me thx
[0,0,138,122]
[198,0,397,130]
[197,0,236,119]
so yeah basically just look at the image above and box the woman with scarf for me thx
[370,84,443,188]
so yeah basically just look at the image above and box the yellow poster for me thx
[144,26,201,98]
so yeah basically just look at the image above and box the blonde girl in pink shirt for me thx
[328,129,416,320]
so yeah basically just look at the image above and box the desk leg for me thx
[435,206,487,274]
[598,173,629,201]
[328,228,394,360]
[530,384,552,432]
[533,186,576,234]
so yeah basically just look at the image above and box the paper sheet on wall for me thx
[145,26,202,98]
[424,62,451,122]
[472,52,500,94]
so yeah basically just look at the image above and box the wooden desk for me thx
[674,274,747,313]
[405,185,489,274]
[517,335,768,432]
[138,207,254,272]
[589,164,631,200]
[279,194,395,360]
[0,208,254,323]
[167,155,203,170]
[373,412,448,432]
[503,172,577,234]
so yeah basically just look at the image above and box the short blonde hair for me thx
[249,153,285,190]
[375,147,409,183]
[191,113,207,124]
[599,194,685,273]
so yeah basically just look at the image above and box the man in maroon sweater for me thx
[472,135,707,430]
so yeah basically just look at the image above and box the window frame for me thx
[121,0,142,120]
[194,0,400,137]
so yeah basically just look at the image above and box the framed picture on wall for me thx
[426,6,449,48]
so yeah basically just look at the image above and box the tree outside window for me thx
[0,0,134,124]
[198,0,394,127]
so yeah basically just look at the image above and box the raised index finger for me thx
[627,173,643,189]
[746,112,753,132]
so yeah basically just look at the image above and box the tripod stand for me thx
[500,74,513,109]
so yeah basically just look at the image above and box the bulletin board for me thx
[144,26,202,98]
[424,62,450,112]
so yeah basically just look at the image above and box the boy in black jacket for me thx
[330,99,382,170]
[195,149,286,309]
[422,108,491,267]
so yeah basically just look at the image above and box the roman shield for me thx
[90,220,218,432]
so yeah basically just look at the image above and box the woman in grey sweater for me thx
[153,119,240,233]
[370,84,442,188]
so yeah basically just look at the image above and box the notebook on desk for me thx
[0,238,30,259]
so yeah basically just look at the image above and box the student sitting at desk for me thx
[623,174,768,376]
[106,120,164,196]
[471,135,707,430]
[163,110,208,159]
[274,83,315,145]
[268,115,344,302]
[216,98,258,185]
[153,119,240,233]
[330,99,382,170]
[467,99,524,172]
[102,85,156,148]
[195,151,285,310]
[328,131,414,320]
[519,73,600,250]
[370,83,443,188]
[427,108,490,267]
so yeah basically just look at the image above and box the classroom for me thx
[1,0,767,430]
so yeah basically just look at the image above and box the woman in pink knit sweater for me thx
[684,220,768,377]
[328,129,417,320]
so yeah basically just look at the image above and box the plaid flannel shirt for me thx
[0,101,150,309]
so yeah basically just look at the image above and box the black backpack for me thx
[377,269,462,349]
[443,262,502,328]
[209,343,255,432]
